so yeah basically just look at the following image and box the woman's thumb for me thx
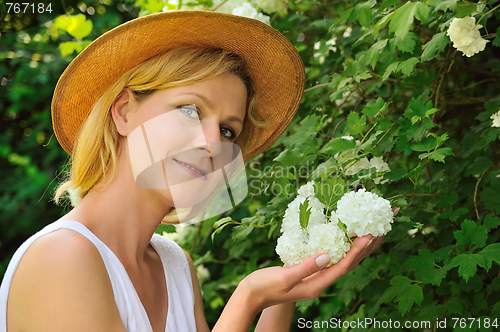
[287,253,331,282]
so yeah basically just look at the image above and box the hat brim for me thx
[51,10,305,161]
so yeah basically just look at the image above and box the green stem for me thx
[477,2,500,25]
[360,123,377,145]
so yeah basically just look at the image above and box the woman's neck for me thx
[62,152,173,269]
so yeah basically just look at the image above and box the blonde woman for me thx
[0,11,385,332]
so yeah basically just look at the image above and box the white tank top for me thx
[0,220,197,332]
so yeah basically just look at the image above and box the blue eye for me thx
[178,105,200,119]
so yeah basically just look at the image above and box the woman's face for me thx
[120,73,247,216]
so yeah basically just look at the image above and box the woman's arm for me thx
[7,229,128,332]
[254,301,296,332]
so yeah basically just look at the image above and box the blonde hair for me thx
[54,46,266,222]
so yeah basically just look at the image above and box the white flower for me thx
[277,181,350,267]
[275,229,311,266]
[307,224,350,266]
[196,264,210,283]
[341,135,354,140]
[281,182,327,233]
[336,189,393,237]
[491,111,500,128]
[446,16,489,57]
[231,2,270,24]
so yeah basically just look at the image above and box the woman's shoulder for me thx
[6,228,125,332]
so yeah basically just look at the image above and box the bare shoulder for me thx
[7,228,126,332]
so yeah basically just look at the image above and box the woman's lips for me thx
[173,158,208,180]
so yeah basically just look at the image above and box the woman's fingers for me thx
[392,206,400,216]
[284,253,331,285]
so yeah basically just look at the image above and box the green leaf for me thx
[417,265,449,286]
[332,8,354,27]
[353,0,376,27]
[367,39,388,70]
[401,162,425,179]
[493,27,500,48]
[406,118,434,142]
[405,249,435,270]
[394,33,417,53]
[412,137,437,152]
[273,148,303,167]
[374,12,394,38]
[314,178,346,209]
[320,137,356,155]
[421,32,449,61]
[231,224,254,242]
[299,198,312,231]
[439,207,468,222]
[405,98,429,122]
[484,214,500,231]
[347,112,367,135]
[381,276,424,315]
[455,2,478,18]
[443,298,465,315]
[67,14,93,39]
[268,222,278,239]
[382,61,400,81]
[454,219,488,248]
[479,243,500,271]
[389,2,428,40]
[155,224,176,234]
[362,97,390,117]
[398,57,419,76]
[414,2,430,21]
[418,147,454,163]
[450,252,487,282]
[354,71,372,83]
[59,41,78,57]
[433,0,457,12]
[436,191,458,208]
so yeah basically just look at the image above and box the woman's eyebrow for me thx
[176,92,244,125]
[176,92,215,109]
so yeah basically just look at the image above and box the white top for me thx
[0,220,197,332]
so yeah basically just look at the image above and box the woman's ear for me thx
[111,89,137,136]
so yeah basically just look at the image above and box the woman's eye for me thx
[178,105,200,119]
[220,127,236,140]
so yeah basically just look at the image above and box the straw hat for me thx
[51,10,305,162]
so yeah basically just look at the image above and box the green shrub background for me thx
[1,0,500,330]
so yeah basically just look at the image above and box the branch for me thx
[475,167,492,222]
[304,82,331,93]
[331,119,346,139]
[373,127,393,148]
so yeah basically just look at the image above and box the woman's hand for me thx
[240,206,400,312]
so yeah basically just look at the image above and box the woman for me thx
[0,11,385,332]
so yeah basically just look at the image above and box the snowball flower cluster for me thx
[336,189,393,237]
[276,182,394,267]
[446,16,489,57]
[491,111,500,128]
[276,181,350,267]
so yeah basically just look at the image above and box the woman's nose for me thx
[193,120,221,157]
